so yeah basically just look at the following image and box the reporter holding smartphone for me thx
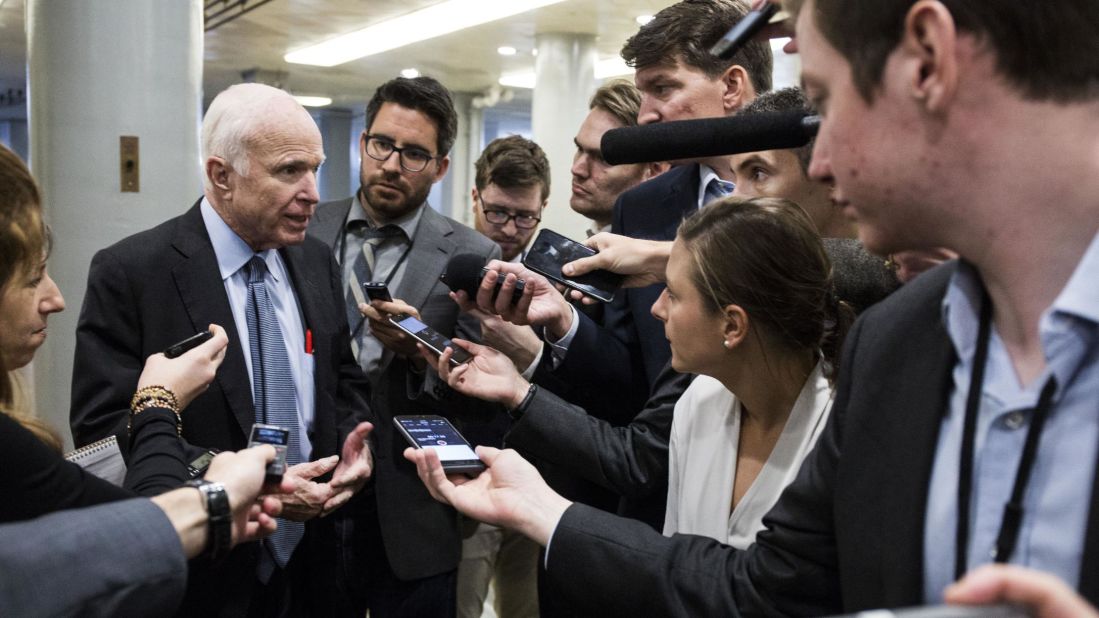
[424,196,851,550]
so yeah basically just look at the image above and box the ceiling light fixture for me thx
[636,14,654,26]
[293,95,333,107]
[498,57,633,89]
[497,46,517,56]
[285,0,567,67]
[401,68,421,78]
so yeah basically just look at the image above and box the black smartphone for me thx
[186,450,218,478]
[522,229,624,303]
[248,423,290,483]
[393,415,485,475]
[389,314,473,366]
[163,330,213,359]
[363,281,393,303]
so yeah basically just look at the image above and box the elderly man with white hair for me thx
[71,83,374,617]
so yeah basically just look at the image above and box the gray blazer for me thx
[0,499,186,617]
[309,197,500,580]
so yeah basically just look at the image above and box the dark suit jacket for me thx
[546,164,700,423]
[542,262,1099,615]
[308,197,500,581]
[70,202,372,617]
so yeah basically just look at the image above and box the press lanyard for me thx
[346,227,414,340]
[953,288,1058,580]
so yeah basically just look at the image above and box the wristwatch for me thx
[183,478,231,561]
[506,383,538,421]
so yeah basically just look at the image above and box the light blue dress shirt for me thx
[200,199,316,461]
[923,233,1099,601]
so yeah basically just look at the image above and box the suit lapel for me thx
[383,206,454,371]
[310,197,355,253]
[171,204,256,437]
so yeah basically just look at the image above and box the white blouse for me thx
[663,361,834,548]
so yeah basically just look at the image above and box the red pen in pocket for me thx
[305,329,314,354]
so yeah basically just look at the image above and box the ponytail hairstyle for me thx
[0,145,62,452]
[677,195,854,381]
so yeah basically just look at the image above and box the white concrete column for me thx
[314,108,355,202]
[532,33,596,240]
[442,91,481,226]
[26,0,203,448]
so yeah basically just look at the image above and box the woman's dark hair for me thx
[678,195,854,379]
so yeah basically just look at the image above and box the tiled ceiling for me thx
[0,0,674,109]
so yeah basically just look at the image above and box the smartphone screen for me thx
[390,315,472,365]
[394,416,485,473]
[522,229,624,302]
[248,423,290,481]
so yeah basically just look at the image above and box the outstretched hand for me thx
[417,339,530,408]
[560,233,671,304]
[324,422,374,515]
[403,445,571,546]
[945,565,1099,618]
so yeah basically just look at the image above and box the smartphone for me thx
[522,229,624,303]
[163,330,213,359]
[248,423,290,483]
[363,281,393,303]
[186,450,218,478]
[393,415,485,474]
[389,314,473,366]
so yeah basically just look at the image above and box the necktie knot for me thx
[704,177,735,206]
[246,255,268,285]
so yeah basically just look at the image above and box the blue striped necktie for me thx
[703,177,735,206]
[244,256,304,579]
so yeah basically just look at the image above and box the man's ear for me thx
[720,65,757,114]
[722,304,750,350]
[644,161,670,181]
[471,187,480,213]
[900,0,958,113]
[205,157,232,193]
[433,155,451,183]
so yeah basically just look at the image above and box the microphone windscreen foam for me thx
[440,253,487,297]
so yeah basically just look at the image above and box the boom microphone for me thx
[601,111,820,165]
[439,254,525,305]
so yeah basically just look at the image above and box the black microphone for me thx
[600,111,820,165]
[439,254,526,305]
[709,1,779,60]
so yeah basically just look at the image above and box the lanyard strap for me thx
[954,289,1058,580]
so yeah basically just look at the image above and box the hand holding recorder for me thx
[417,338,532,409]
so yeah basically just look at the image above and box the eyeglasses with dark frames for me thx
[480,205,541,230]
[364,135,438,173]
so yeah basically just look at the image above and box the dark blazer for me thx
[308,197,500,581]
[70,202,372,617]
[546,164,700,422]
[543,262,1099,615]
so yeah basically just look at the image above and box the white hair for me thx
[200,83,301,189]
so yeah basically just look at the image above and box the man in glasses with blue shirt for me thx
[308,75,499,617]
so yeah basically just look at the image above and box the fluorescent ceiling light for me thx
[286,0,567,67]
[636,14,654,25]
[498,57,633,89]
[499,71,536,89]
[294,95,332,107]
[497,46,517,56]
[401,68,421,78]
[595,57,633,79]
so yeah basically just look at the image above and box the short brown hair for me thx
[589,80,643,128]
[789,0,1099,103]
[678,195,853,380]
[367,76,458,155]
[621,0,773,93]
[474,135,551,202]
[741,87,813,174]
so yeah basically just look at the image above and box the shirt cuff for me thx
[519,344,545,381]
[546,305,580,369]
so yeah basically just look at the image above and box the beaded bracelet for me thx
[129,385,182,436]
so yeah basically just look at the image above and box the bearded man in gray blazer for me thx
[308,76,498,618]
